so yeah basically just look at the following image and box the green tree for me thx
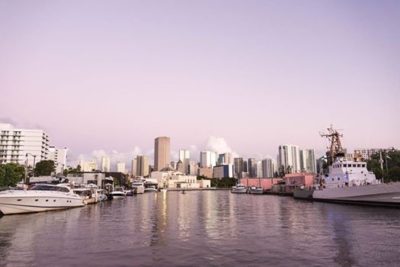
[34,160,55,176]
[0,163,25,187]
[367,150,400,182]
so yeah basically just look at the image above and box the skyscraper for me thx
[200,151,217,168]
[154,136,170,171]
[233,157,244,178]
[117,162,126,173]
[179,149,190,174]
[278,144,300,174]
[248,158,257,178]
[101,156,111,172]
[136,155,149,177]
[300,149,317,173]
[262,158,274,178]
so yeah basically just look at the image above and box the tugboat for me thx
[294,126,400,207]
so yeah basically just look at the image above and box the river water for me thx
[0,190,399,267]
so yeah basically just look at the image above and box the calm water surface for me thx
[0,191,399,267]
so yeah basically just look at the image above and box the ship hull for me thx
[312,182,400,207]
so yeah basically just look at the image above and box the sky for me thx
[0,0,399,165]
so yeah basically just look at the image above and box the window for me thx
[343,164,347,167]
[357,164,361,168]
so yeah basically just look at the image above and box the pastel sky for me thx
[1,0,399,164]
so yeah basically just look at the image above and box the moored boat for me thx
[0,184,85,215]
[231,184,247,194]
[249,186,263,194]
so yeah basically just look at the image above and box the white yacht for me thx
[231,184,247,194]
[144,185,157,192]
[0,184,85,215]
[131,181,145,194]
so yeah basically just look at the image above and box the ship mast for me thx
[320,125,345,165]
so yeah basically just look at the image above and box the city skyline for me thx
[1,1,399,162]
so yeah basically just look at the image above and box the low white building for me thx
[150,171,210,189]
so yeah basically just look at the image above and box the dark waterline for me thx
[0,191,399,267]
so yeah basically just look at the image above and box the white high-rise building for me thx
[278,144,301,173]
[262,158,275,178]
[200,151,217,168]
[256,161,263,178]
[300,149,317,173]
[47,146,68,174]
[101,156,111,172]
[179,149,190,174]
[79,160,98,172]
[0,123,49,166]
[117,162,126,173]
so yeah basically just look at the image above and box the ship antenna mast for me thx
[320,125,344,165]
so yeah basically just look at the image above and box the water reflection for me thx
[1,192,400,267]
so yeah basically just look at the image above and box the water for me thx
[1,191,399,267]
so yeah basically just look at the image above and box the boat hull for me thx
[0,195,84,215]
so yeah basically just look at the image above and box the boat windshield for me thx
[30,185,70,193]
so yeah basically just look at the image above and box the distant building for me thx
[233,157,244,178]
[256,161,263,178]
[47,146,68,174]
[198,167,213,178]
[278,144,300,174]
[353,148,394,161]
[154,136,170,171]
[179,149,190,174]
[131,159,137,177]
[261,158,275,178]
[247,158,257,178]
[213,164,234,178]
[136,155,149,177]
[200,151,217,168]
[218,153,233,165]
[299,149,316,173]
[188,160,198,176]
[101,156,111,172]
[116,162,126,173]
[79,160,98,172]
[0,123,49,166]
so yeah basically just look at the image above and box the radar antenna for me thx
[320,125,345,165]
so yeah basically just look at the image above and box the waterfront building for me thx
[101,156,111,172]
[256,161,263,178]
[299,149,317,173]
[0,123,49,166]
[117,162,126,173]
[233,157,244,178]
[278,144,301,174]
[262,158,275,178]
[135,155,149,177]
[79,160,98,172]
[213,164,234,178]
[150,170,211,189]
[154,136,170,171]
[247,158,257,178]
[200,151,217,168]
[47,146,68,174]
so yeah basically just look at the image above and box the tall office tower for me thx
[154,136,170,171]
[47,146,68,174]
[218,152,233,165]
[101,156,111,172]
[0,123,49,166]
[300,149,317,173]
[200,151,217,168]
[262,158,274,178]
[179,149,190,174]
[247,158,257,178]
[136,155,149,177]
[243,160,248,172]
[278,144,301,174]
[131,159,137,176]
[117,162,126,173]
[233,157,244,178]
[256,161,263,178]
